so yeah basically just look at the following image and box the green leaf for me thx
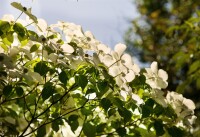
[75,74,88,90]
[42,82,55,101]
[3,85,13,97]
[59,70,68,85]
[111,121,121,129]
[34,61,49,76]
[108,108,116,117]
[81,107,93,115]
[118,108,132,123]
[52,119,64,132]
[164,106,177,119]
[2,32,14,46]
[37,125,46,137]
[188,60,200,74]
[0,21,10,33]
[141,98,154,118]
[154,120,165,136]
[15,87,24,97]
[52,122,59,132]
[13,23,25,37]
[96,123,106,133]
[86,88,96,95]
[26,93,36,106]
[116,127,126,137]
[83,122,96,137]
[97,80,109,97]
[111,97,124,110]
[100,98,112,111]
[30,44,40,53]
[68,115,79,132]
[167,126,184,137]
[11,2,38,23]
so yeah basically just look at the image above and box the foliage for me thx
[125,1,200,135]
[0,2,197,137]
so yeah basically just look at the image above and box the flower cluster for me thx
[0,3,197,136]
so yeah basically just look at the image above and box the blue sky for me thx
[0,0,138,48]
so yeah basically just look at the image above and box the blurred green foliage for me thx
[125,0,200,135]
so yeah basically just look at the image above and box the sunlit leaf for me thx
[30,44,40,53]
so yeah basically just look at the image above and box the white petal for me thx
[132,93,144,105]
[97,44,111,54]
[158,69,168,81]
[11,33,21,47]
[125,70,135,82]
[37,18,48,32]
[102,54,115,67]
[120,90,128,100]
[121,53,133,67]
[132,64,140,74]
[156,78,168,89]
[61,44,74,54]
[109,66,121,77]
[84,31,95,39]
[151,61,158,74]
[114,43,126,57]
[185,115,197,125]
[183,98,195,110]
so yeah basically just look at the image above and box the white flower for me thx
[144,61,168,89]
[166,91,196,125]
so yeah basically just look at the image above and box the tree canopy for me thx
[0,2,197,137]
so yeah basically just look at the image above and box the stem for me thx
[20,83,78,136]
[14,11,23,24]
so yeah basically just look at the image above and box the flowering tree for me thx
[0,2,197,137]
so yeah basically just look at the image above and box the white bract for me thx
[166,92,196,125]
[144,61,168,89]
